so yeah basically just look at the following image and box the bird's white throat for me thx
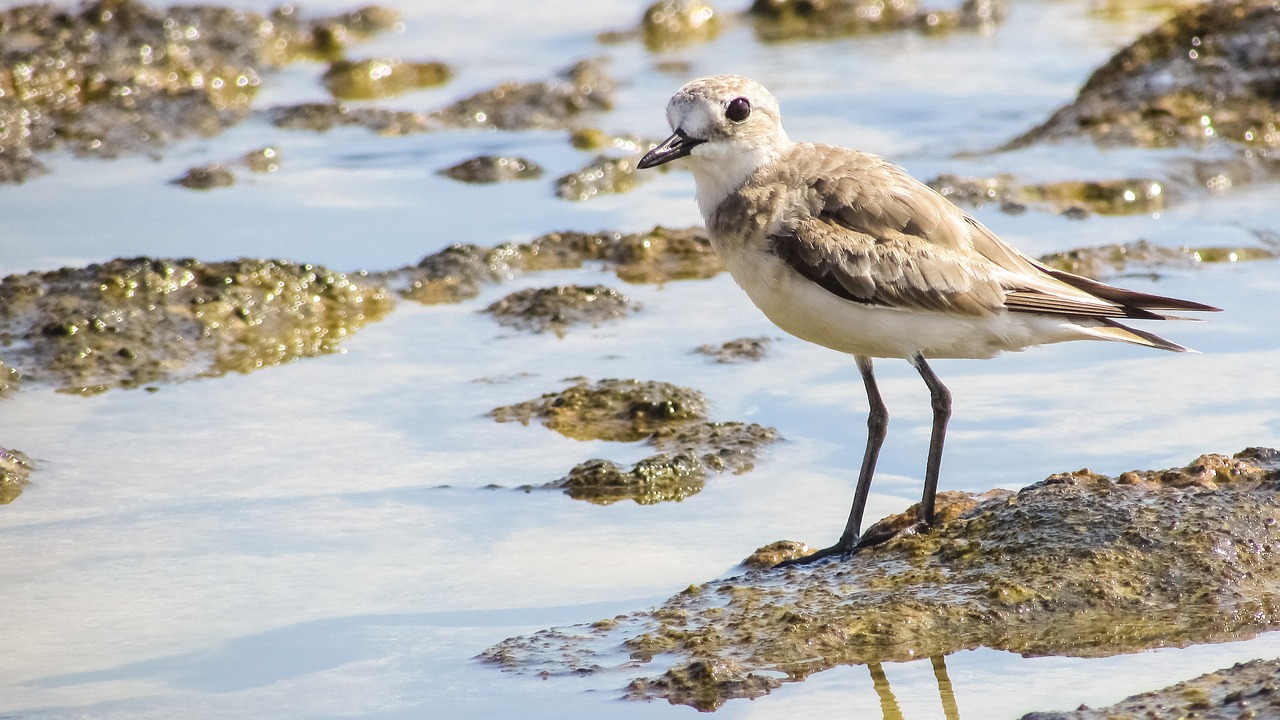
[688,139,786,221]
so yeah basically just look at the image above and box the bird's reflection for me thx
[867,655,961,720]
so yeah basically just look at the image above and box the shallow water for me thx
[2,0,1279,718]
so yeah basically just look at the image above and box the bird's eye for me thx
[725,97,751,123]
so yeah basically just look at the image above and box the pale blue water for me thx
[2,1,1279,718]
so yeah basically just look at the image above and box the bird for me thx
[636,74,1220,566]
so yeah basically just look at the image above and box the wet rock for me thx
[0,257,393,394]
[550,421,779,505]
[928,173,1022,211]
[271,102,432,135]
[481,449,1280,708]
[1021,178,1167,215]
[322,58,452,100]
[484,285,636,336]
[171,163,235,190]
[929,174,1170,216]
[1037,238,1275,279]
[741,540,813,569]
[749,0,1004,41]
[696,336,772,363]
[0,361,20,398]
[641,0,721,51]
[556,155,647,201]
[380,226,722,305]
[569,128,654,155]
[556,453,706,505]
[432,58,614,131]
[490,378,708,442]
[0,1,400,183]
[0,446,33,505]
[1007,0,1280,150]
[438,155,542,184]
[1022,657,1280,720]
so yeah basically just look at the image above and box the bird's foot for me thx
[774,519,935,569]
[773,534,860,568]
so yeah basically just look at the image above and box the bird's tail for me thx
[1087,317,1197,353]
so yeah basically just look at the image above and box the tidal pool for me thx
[2,0,1278,718]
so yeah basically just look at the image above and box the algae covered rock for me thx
[0,446,33,505]
[322,58,451,100]
[493,380,779,505]
[0,1,400,182]
[1022,657,1280,720]
[481,449,1280,708]
[483,285,637,336]
[491,378,708,442]
[438,156,542,184]
[383,226,722,306]
[0,257,393,394]
[1009,0,1280,149]
[432,58,614,131]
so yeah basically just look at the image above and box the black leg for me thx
[910,353,950,527]
[777,355,887,567]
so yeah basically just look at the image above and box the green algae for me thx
[481,449,1280,709]
[0,257,393,394]
[431,58,614,131]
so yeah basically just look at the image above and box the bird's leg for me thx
[910,352,950,529]
[776,356,887,567]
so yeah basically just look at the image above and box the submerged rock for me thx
[0,257,393,394]
[1022,657,1280,720]
[484,285,636,336]
[381,226,723,305]
[0,446,33,505]
[1008,0,1280,150]
[0,1,399,183]
[481,449,1280,709]
[438,156,542,184]
[171,163,236,190]
[696,336,773,363]
[322,58,451,100]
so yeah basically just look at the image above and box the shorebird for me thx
[637,75,1220,566]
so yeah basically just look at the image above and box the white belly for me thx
[718,245,1096,360]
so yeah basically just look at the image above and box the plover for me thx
[637,74,1220,565]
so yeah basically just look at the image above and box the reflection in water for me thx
[868,656,961,720]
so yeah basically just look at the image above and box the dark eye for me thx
[725,97,751,123]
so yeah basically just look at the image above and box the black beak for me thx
[637,129,706,169]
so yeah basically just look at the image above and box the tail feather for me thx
[1043,267,1222,316]
[1092,317,1196,353]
